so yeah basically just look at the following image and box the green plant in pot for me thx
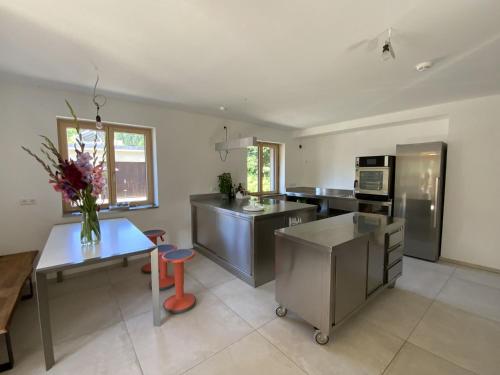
[218,172,233,199]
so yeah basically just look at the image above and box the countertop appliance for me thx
[354,155,395,201]
[393,142,447,262]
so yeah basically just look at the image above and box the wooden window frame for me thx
[250,141,280,195]
[57,118,155,214]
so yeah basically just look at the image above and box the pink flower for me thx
[91,163,106,197]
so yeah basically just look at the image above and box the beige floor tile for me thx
[184,331,306,375]
[385,342,475,375]
[48,269,110,299]
[125,291,253,375]
[359,288,433,340]
[107,259,150,284]
[8,323,142,375]
[112,271,205,320]
[404,257,455,275]
[259,313,403,375]
[211,279,277,328]
[50,286,122,344]
[185,254,235,288]
[453,266,500,290]
[396,257,454,299]
[436,277,500,322]
[3,348,45,375]
[409,301,500,375]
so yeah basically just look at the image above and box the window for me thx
[246,142,280,194]
[57,119,155,213]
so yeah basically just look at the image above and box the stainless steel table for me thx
[35,218,161,370]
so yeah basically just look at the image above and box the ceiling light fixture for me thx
[382,28,396,60]
[92,75,107,130]
[415,61,433,72]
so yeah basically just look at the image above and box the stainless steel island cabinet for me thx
[191,194,316,287]
[274,212,404,345]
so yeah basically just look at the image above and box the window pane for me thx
[261,145,276,192]
[114,131,148,203]
[246,146,258,193]
[66,127,109,205]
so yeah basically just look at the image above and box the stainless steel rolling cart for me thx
[274,213,404,344]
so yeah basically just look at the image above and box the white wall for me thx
[293,95,500,270]
[296,119,449,189]
[0,78,299,256]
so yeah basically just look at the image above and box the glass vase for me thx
[80,210,101,245]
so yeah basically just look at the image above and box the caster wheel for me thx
[314,331,329,345]
[275,306,287,318]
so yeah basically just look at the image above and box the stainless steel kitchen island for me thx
[190,194,316,287]
[274,212,404,345]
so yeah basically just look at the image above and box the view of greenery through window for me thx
[247,146,258,192]
[246,143,277,193]
[62,123,152,211]
[114,131,147,202]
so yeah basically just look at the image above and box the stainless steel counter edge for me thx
[285,187,356,200]
[190,198,316,220]
[274,227,370,254]
[275,213,405,254]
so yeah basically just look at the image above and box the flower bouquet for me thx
[22,101,106,245]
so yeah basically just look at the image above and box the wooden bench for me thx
[0,251,38,372]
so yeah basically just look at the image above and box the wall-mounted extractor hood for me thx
[215,136,257,151]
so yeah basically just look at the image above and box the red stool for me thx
[162,249,196,314]
[141,229,166,274]
[150,244,177,290]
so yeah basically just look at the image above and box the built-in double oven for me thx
[354,155,395,215]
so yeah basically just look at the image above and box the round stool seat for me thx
[162,249,195,264]
[157,244,177,253]
[143,229,166,237]
[141,229,167,274]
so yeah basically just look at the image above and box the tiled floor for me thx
[5,254,500,375]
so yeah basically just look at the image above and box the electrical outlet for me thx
[19,199,36,206]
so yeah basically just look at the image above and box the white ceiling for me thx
[1,0,500,128]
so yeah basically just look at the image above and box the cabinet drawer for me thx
[388,229,403,248]
[387,260,402,282]
[387,245,403,267]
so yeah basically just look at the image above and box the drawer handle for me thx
[388,243,403,252]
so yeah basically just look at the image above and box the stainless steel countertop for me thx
[285,186,356,200]
[275,212,404,251]
[190,196,316,219]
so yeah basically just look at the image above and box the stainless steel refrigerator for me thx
[393,142,447,261]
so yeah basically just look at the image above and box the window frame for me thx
[57,118,155,214]
[249,141,280,195]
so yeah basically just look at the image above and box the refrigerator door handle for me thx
[433,177,440,228]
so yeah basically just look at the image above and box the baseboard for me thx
[440,257,500,274]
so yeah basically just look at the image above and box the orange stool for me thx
[162,249,196,314]
[150,244,177,290]
[141,229,166,274]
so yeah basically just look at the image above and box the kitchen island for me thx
[274,212,404,344]
[191,194,316,286]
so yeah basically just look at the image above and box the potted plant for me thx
[217,172,233,200]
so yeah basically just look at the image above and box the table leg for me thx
[151,247,161,326]
[36,271,55,370]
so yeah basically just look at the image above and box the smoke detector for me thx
[415,61,433,72]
